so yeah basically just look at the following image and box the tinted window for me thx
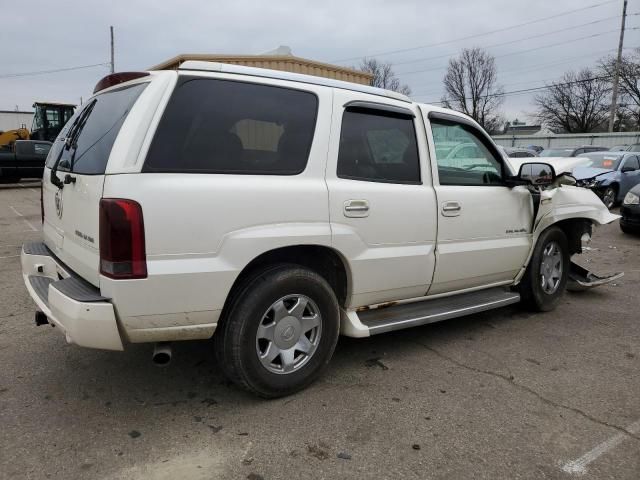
[143,78,318,175]
[337,108,420,184]
[623,156,640,170]
[46,83,147,173]
[430,119,503,186]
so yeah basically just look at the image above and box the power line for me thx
[409,47,625,97]
[424,74,614,105]
[0,63,110,79]
[392,15,624,68]
[330,0,618,63]
[398,29,636,76]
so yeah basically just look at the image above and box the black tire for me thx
[602,186,617,209]
[214,264,340,398]
[518,226,570,312]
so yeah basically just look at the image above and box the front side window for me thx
[143,78,318,175]
[337,108,420,184]
[623,155,640,171]
[430,119,503,186]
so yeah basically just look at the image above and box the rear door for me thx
[43,82,148,285]
[326,91,437,307]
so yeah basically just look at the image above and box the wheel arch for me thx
[220,244,352,323]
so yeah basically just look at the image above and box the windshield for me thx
[540,148,573,157]
[577,153,622,169]
[46,82,147,174]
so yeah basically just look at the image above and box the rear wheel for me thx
[519,226,570,312]
[214,264,340,398]
[602,186,617,209]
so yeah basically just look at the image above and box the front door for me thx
[423,110,533,295]
[619,155,640,198]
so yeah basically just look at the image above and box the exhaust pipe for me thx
[152,342,172,366]
[35,311,49,326]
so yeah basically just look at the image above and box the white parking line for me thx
[10,205,40,232]
[9,205,23,217]
[22,219,38,232]
[562,420,640,475]
[0,255,20,259]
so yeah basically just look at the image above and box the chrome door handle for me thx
[344,205,369,212]
[441,201,461,217]
[344,200,369,217]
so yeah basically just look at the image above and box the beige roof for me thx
[148,53,373,86]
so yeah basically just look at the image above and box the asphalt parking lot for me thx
[1,183,639,480]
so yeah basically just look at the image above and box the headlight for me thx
[623,192,640,205]
[578,178,600,188]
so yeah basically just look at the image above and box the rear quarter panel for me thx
[100,80,333,339]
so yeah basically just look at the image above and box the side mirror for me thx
[517,162,556,186]
[621,165,635,173]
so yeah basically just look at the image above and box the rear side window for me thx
[46,83,147,174]
[143,78,318,175]
[337,108,420,184]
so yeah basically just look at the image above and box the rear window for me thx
[143,77,318,175]
[46,83,147,174]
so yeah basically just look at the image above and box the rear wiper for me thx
[50,100,96,189]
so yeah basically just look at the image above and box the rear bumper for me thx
[21,242,124,351]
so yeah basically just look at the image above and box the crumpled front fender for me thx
[534,185,619,233]
[514,184,621,284]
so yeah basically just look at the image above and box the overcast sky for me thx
[1,0,637,123]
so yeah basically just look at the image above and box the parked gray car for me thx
[574,151,640,208]
[540,145,608,157]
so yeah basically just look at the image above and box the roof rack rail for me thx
[176,61,412,103]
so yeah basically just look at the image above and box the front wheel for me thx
[518,226,570,312]
[214,264,340,398]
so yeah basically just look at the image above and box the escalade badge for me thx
[54,190,63,219]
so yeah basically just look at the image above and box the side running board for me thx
[357,287,520,335]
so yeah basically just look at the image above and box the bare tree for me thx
[359,58,412,95]
[534,69,610,133]
[599,48,640,130]
[441,48,504,133]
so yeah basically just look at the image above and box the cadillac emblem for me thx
[54,189,63,219]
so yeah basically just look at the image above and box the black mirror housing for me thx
[517,162,556,186]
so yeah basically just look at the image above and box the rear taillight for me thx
[40,186,44,224]
[99,198,147,279]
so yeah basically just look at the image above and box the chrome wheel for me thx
[255,294,322,374]
[540,241,563,295]
[602,188,616,209]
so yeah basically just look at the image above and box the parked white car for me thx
[22,63,620,397]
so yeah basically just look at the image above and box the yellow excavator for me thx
[0,102,75,151]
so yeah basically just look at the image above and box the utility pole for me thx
[608,0,627,132]
[110,26,115,74]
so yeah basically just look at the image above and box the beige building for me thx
[149,46,372,86]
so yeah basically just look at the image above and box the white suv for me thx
[22,62,620,397]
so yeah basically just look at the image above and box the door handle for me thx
[441,201,461,217]
[344,200,369,217]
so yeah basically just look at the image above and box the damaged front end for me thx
[525,177,624,290]
[567,262,624,292]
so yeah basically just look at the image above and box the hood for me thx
[572,166,615,181]
[506,157,590,176]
